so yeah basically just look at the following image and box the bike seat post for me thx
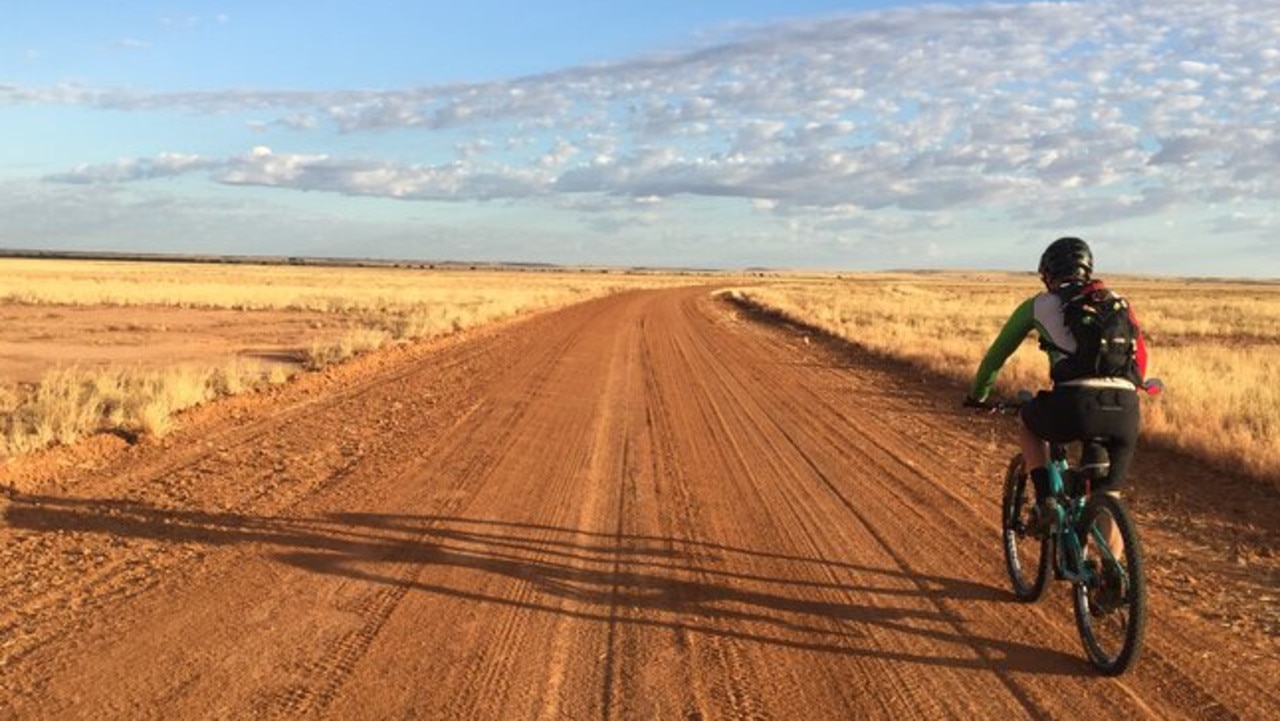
[1046,461,1067,497]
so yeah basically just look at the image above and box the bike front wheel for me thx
[1072,492,1146,675]
[1002,453,1049,601]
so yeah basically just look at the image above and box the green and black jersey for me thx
[969,281,1147,402]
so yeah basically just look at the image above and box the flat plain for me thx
[0,260,1276,720]
[0,258,706,456]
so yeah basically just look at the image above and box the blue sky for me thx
[2,1,1278,276]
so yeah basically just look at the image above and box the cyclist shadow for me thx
[307,513,1085,676]
[4,494,1087,678]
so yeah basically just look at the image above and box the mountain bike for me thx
[983,381,1161,676]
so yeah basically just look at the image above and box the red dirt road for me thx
[2,287,1277,720]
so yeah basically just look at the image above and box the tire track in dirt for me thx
[663,296,1002,719]
[321,293,658,721]
[640,308,775,721]
[270,296,619,719]
[430,308,635,721]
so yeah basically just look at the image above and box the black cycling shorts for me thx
[1020,386,1140,490]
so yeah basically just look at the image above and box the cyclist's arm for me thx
[969,297,1036,401]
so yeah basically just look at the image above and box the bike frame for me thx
[1044,446,1123,587]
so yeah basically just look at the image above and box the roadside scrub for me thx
[0,361,288,458]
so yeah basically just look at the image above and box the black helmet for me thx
[1038,236,1092,282]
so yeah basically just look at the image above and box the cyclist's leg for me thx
[1084,389,1141,556]
[1019,421,1048,480]
[1020,390,1078,499]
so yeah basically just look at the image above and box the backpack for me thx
[1051,281,1142,384]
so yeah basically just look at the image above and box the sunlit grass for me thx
[0,258,700,313]
[1,257,712,459]
[0,362,278,456]
[732,272,1280,484]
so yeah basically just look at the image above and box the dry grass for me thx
[1,258,706,370]
[732,272,1280,484]
[0,362,276,456]
[1,258,711,459]
[304,328,392,371]
[0,258,699,315]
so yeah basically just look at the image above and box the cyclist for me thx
[965,237,1148,534]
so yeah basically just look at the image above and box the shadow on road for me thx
[4,492,1087,678]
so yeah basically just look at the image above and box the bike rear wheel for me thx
[1001,453,1049,601]
[1072,492,1146,675]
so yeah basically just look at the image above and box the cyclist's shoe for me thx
[1027,497,1060,539]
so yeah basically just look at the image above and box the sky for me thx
[2,0,1278,276]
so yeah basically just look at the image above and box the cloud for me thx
[1023,186,1185,229]
[159,15,202,30]
[18,0,1280,235]
[538,139,579,169]
[48,153,219,183]
[48,147,553,202]
[0,178,506,261]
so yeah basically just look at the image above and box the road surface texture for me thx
[2,287,1277,720]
